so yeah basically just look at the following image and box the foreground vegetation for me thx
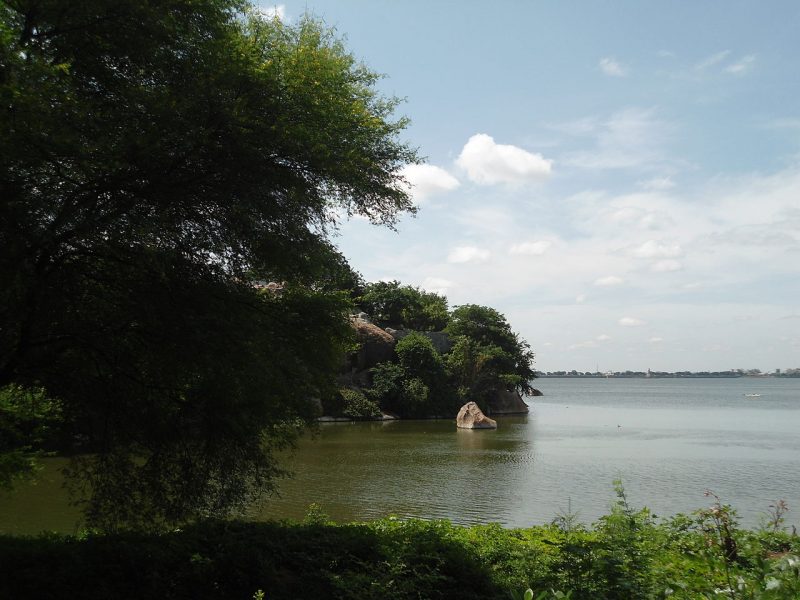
[2,491,798,599]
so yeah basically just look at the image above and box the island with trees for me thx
[321,279,535,421]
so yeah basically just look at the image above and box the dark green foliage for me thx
[0,385,62,490]
[348,281,537,418]
[368,361,411,417]
[0,520,501,600]
[396,331,445,376]
[358,281,449,330]
[0,1,417,527]
[446,305,536,400]
[339,388,381,420]
[368,333,460,418]
[591,482,658,598]
[2,506,798,600]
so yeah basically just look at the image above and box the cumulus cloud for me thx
[456,134,552,184]
[619,317,646,327]
[725,55,755,75]
[596,334,612,342]
[649,337,664,343]
[631,240,682,258]
[447,246,491,264]
[651,259,683,272]
[575,294,587,304]
[595,275,624,286]
[509,240,552,256]
[399,164,460,202]
[599,57,627,77]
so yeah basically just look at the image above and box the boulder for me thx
[456,402,497,429]
[488,389,529,415]
[351,318,396,371]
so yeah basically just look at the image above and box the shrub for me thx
[340,388,381,420]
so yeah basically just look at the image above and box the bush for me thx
[340,388,381,420]
[1,500,798,600]
[320,388,381,419]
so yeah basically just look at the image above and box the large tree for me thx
[445,305,536,404]
[0,1,417,529]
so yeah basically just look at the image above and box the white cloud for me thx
[548,117,597,136]
[575,294,587,304]
[631,240,682,258]
[456,134,552,184]
[651,259,683,272]
[399,164,460,202]
[619,317,646,327]
[455,207,515,236]
[568,334,611,350]
[509,240,552,256]
[447,246,491,264]
[765,118,800,131]
[649,337,664,343]
[639,176,676,191]
[725,55,755,75]
[569,340,597,350]
[421,277,453,295]
[563,107,671,170]
[594,275,624,286]
[599,57,628,77]
[658,50,676,58]
[695,50,731,71]
[257,4,286,20]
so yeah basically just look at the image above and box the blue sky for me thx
[261,1,800,372]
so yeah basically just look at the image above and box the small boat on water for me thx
[744,393,761,398]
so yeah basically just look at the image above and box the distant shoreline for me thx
[538,372,800,379]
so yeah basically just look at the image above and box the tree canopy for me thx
[357,281,449,331]
[0,1,417,529]
[446,305,537,401]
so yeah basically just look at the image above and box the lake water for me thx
[2,377,799,534]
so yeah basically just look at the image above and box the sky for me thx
[259,1,800,373]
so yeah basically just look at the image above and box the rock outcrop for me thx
[530,388,543,397]
[488,389,529,415]
[338,315,396,387]
[456,402,497,429]
[351,317,395,371]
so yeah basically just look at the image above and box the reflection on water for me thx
[2,377,799,534]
